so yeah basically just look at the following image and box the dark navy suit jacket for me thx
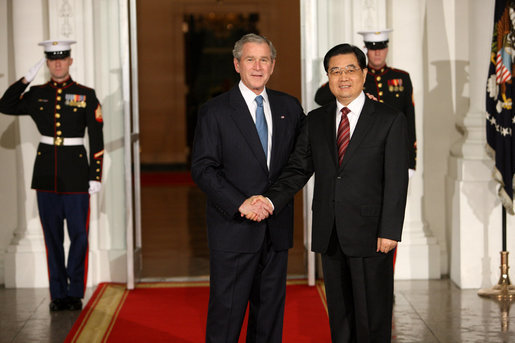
[191,85,304,253]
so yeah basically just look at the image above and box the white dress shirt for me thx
[335,91,365,138]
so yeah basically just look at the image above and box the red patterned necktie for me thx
[337,107,351,165]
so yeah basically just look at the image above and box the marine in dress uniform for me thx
[0,40,104,311]
[314,29,417,171]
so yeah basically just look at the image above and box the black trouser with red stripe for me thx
[37,191,90,300]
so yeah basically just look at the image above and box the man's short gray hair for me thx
[232,33,277,61]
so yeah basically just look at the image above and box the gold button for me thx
[57,89,62,94]
[396,94,400,97]
[38,151,41,155]
[97,161,101,164]
[57,96,61,101]
[56,105,61,110]
[79,154,83,158]
[74,108,77,112]
[55,113,60,118]
[53,82,57,86]
[378,83,382,88]
[57,131,62,136]
[96,176,100,180]
[63,82,67,86]
[379,91,383,96]
[96,168,100,172]
[379,100,384,103]
[56,122,61,127]
[376,76,381,81]
[40,107,44,110]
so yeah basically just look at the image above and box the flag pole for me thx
[478,207,515,300]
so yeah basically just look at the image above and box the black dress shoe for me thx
[49,298,68,311]
[67,296,83,311]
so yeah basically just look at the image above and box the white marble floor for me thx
[1,279,514,343]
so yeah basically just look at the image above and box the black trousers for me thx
[37,191,90,300]
[321,229,394,343]
[206,233,288,343]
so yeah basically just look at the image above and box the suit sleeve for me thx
[404,75,417,170]
[190,104,248,218]
[86,90,104,182]
[265,116,314,212]
[0,78,30,115]
[380,112,409,241]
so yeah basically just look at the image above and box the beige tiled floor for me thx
[1,181,514,342]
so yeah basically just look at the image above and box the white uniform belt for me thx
[40,135,84,146]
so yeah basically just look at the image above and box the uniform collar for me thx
[368,64,388,75]
[50,76,73,88]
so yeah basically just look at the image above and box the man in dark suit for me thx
[0,40,104,312]
[246,44,409,342]
[190,33,304,343]
[314,29,416,174]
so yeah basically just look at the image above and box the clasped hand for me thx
[238,195,273,222]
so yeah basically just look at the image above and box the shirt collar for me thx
[239,81,269,106]
[336,91,365,116]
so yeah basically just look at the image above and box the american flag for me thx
[486,0,515,214]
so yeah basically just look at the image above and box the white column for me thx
[389,0,440,279]
[448,0,499,288]
[4,0,50,288]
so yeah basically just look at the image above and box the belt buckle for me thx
[54,137,63,146]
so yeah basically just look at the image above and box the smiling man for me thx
[243,43,409,342]
[191,33,304,343]
[0,40,104,312]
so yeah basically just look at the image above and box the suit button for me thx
[337,176,341,179]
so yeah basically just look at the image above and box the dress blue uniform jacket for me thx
[0,77,104,192]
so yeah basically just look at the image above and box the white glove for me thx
[23,58,46,83]
[89,181,102,194]
[408,169,415,179]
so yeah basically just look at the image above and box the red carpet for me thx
[65,280,330,342]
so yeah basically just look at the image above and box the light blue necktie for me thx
[255,95,268,159]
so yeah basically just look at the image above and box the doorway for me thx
[184,12,260,152]
[136,0,304,280]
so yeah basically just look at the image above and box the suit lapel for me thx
[228,87,268,173]
[340,98,375,169]
[322,103,340,167]
[269,91,287,175]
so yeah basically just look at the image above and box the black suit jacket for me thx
[191,85,304,253]
[265,96,409,257]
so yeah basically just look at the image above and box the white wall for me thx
[0,0,19,285]
[0,0,129,287]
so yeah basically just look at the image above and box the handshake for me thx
[239,195,274,222]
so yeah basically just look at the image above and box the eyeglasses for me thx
[328,65,361,77]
